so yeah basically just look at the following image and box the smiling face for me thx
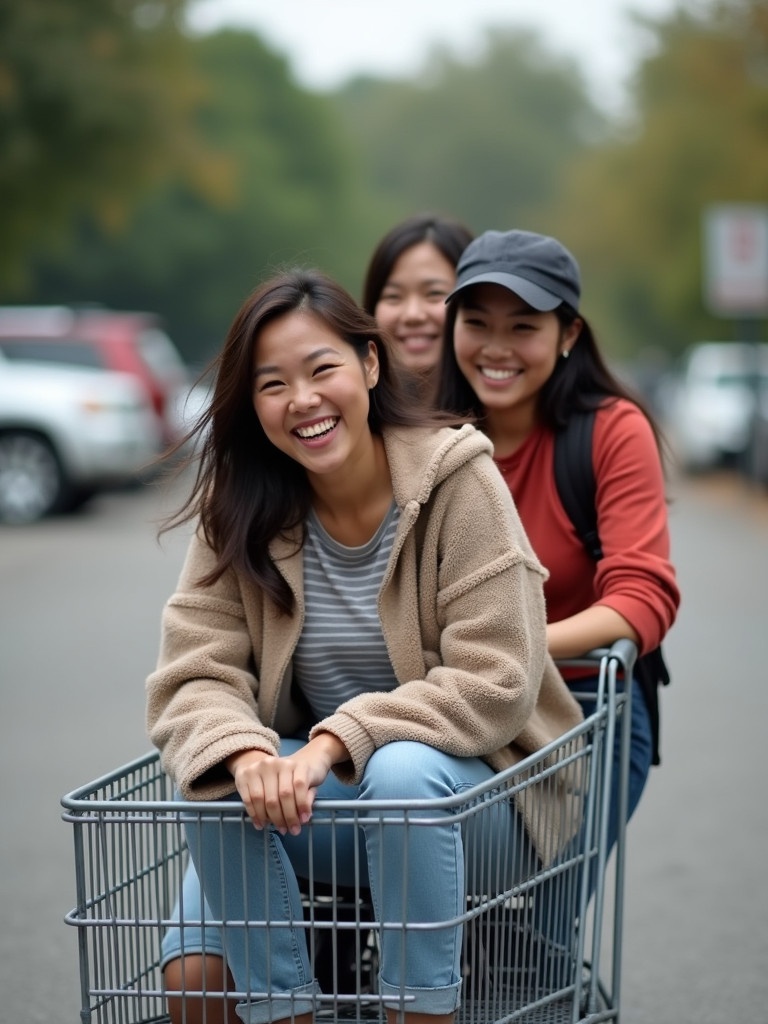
[453,283,581,428]
[374,241,456,374]
[252,310,379,483]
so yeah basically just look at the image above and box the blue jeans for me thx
[177,739,534,1024]
[569,675,653,861]
[533,676,653,945]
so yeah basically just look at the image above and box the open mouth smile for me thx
[479,366,522,381]
[400,334,438,352]
[293,416,340,441]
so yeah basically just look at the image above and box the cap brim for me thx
[445,271,562,311]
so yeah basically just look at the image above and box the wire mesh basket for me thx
[62,643,635,1024]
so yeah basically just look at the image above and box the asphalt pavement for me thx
[0,469,766,1023]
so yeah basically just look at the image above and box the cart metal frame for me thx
[62,641,635,1024]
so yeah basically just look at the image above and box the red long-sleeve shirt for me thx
[494,398,680,657]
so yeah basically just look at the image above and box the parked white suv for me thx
[665,341,768,471]
[0,355,162,523]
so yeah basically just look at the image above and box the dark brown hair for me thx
[362,213,474,314]
[163,269,449,612]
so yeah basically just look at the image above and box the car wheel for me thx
[0,431,66,524]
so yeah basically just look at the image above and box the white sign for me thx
[704,204,768,317]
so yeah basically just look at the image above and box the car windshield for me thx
[0,338,106,369]
[136,328,187,382]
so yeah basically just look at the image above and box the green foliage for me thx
[0,0,204,289]
[334,29,604,236]
[5,3,766,368]
[552,0,768,358]
[16,30,376,362]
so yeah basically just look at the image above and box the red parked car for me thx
[0,306,190,444]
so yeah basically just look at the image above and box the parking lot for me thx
[0,468,767,1022]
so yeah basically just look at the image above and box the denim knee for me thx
[359,740,478,803]
[568,676,652,840]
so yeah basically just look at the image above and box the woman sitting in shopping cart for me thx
[146,268,584,1024]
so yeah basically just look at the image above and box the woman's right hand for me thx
[226,732,348,835]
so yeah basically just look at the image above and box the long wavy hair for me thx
[436,295,665,452]
[362,212,474,314]
[164,269,448,612]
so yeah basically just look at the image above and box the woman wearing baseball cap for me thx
[437,229,680,905]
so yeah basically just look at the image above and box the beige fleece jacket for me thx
[146,424,584,861]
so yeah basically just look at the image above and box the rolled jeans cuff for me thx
[379,978,462,1015]
[238,980,321,1024]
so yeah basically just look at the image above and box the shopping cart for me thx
[61,641,636,1024]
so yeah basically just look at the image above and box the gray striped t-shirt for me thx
[293,502,400,722]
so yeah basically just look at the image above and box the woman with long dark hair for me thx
[362,213,473,390]
[149,268,582,1024]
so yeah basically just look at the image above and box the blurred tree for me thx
[15,30,373,363]
[14,4,765,373]
[0,0,212,290]
[553,0,768,359]
[334,28,605,237]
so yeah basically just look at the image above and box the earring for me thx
[561,349,570,359]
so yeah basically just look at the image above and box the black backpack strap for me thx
[634,646,670,767]
[553,410,603,561]
[554,409,668,765]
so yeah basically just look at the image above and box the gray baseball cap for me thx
[446,229,581,311]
